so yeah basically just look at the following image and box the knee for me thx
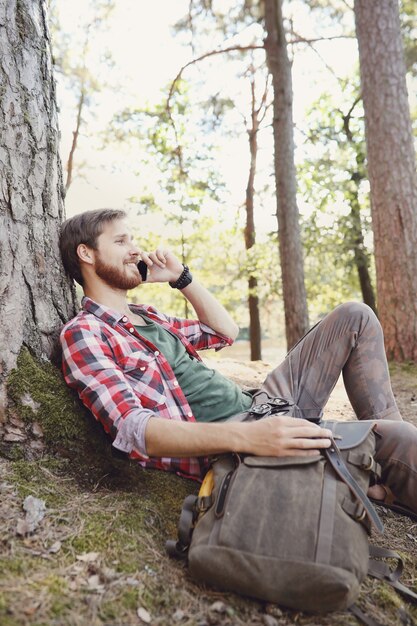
[335,301,379,329]
[375,420,417,458]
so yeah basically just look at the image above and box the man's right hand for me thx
[238,415,333,457]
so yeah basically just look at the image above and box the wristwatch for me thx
[169,264,193,290]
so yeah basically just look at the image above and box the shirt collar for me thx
[81,296,145,327]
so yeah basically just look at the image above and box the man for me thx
[59,208,416,516]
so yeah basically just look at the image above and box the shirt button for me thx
[122,316,128,323]
[129,327,135,333]
[173,381,179,387]
[154,350,160,356]
[187,412,193,418]
[140,367,146,372]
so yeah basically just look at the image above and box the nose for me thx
[128,241,140,256]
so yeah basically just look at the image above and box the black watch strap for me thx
[169,265,193,290]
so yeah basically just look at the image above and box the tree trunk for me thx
[65,88,85,192]
[349,200,378,315]
[244,78,262,361]
[263,0,309,350]
[0,0,77,416]
[354,0,417,361]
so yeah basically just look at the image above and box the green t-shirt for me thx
[134,318,252,422]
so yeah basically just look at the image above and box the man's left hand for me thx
[139,248,183,284]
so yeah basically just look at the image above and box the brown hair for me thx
[59,208,127,285]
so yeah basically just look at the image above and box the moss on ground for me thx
[5,348,114,476]
[1,351,416,625]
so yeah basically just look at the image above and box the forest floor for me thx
[0,349,416,626]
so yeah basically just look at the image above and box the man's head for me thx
[60,209,141,290]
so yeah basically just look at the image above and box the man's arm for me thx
[61,323,153,457]
[61,322,332,460]
[145,415,333,458]
[140,248,239,340]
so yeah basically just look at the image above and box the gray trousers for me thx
[259,302,417,514]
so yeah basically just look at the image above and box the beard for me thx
[94,254,141,290]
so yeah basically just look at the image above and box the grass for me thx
[0,352,416,625]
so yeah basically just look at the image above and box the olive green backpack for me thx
[167,409,417,621]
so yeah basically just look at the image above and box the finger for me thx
[279,425,332,440]
[283,437,331,450]
[286,421,333,439]
[155,248,168,263]
[139,251,153,266]
[147,251,166,268]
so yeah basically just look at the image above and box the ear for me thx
[77,243,95,266]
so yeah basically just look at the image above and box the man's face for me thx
[93,219,142,290]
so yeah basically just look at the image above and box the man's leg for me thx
[258,302,417,514]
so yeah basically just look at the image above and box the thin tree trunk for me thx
[245,77,262,361]
[65,88,85,191]
[349,200,378,314]
[0,0,77,415]
[263,0,309,350]
[354,0,417,361]
[341,105,377,315]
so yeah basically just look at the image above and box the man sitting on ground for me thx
[59,208,417,516]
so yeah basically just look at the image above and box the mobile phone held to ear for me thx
[137,260,148,281]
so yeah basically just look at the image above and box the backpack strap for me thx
[368,545,417,603]
[324,438,384,533]
[166,494,198,560]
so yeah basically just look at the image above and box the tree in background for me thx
[171,0,309,351]
[243,64,272,360]
[354,0,417,361]
[49,0,115,192]
[0,0,76,414]
[264,0,309,349]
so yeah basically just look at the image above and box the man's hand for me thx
[145,414,333,459]
[138,246,238,339]
[238,415,333,457]
[139,248,183,284]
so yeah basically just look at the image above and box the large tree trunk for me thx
[0,0,77,416]
[354,0,417,361]
[263,0,309,350]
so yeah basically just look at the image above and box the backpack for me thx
[167,406,417,619]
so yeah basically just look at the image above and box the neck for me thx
[83,282,132,317]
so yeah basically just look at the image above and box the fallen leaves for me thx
[137,606,152,623]
[16,495,46,535]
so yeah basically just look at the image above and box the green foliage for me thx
[400,0,417,77]
[298,83,376,314]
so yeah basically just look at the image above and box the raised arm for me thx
[140,248,239,340]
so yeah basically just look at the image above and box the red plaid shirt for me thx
[60,296,233,479]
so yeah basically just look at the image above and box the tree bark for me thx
[0,0,77,415]
[263,0,309,350]
[244,76,262,361]
[354,0,417,361]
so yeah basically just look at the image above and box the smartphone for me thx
[137,260,148,281]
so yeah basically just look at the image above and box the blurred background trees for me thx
[15,0,415,362]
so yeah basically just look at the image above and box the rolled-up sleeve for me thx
[142,306,233,351]
[60,325,152,457]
